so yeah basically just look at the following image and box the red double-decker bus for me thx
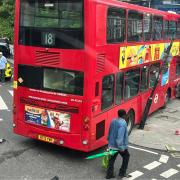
[13,0,180,152]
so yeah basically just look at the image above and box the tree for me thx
[0,0,15,42]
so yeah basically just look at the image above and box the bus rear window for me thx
[19,0,84,49]
[43,68,84,95]
[18,65,84,96]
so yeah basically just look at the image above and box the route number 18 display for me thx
[42,32,55,46]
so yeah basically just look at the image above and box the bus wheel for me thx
[175,83,180,98]
[126,110,134,135]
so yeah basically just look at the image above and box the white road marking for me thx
[177,164,180,168]
[160,168,178,178]
[129,145,158,155]
[0,118,3,121]
[144,161,161,170]
[0,96,8,110]
[151,179,157,180]
[128,171,144,180]
[159,155,169,163]
[8,90,13,96]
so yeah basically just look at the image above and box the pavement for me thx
[129,99,180,151]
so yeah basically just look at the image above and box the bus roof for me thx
[95,0,180,20]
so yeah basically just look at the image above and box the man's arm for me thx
[116,126,125,151]
[107,122,112,141]
[4,57,7,64]
[3,57,7,65]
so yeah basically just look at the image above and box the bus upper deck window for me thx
[164,20,169,40]
[144,14,152,41]
[19,0,84,49]
[169,21,177,40]
[177,19,180,39]
[152,16,163,41]
[107,7,126,43]
[128,10,143,42]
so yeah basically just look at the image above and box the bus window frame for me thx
[176,59,180,76]
[127,10,143,42]
[124,67,141,101]
[140,65,150,92]
[152,15,163,41]
[143,13,153,42]
[177,19,180,39]
[169,20,177,40]
[101,74,115,110]
[163,20,169,40]
[149,62,160,88]
[115,72,124,105]
[106,6,126,44]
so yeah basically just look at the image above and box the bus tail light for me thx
[84,124,89,131]
[13,103,16,114]
[59,140,64,145]
[83,116,89,131]
[83,116,89,124]
[82,140,88,145]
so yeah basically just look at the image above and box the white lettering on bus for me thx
[29,89,67,97]
[28,96,68,105]
[71,98,83,103]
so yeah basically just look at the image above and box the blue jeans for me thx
[0,69,5,83]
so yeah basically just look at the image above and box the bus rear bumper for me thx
[13,122,90,152]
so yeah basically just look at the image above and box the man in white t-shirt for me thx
[0,52,7,83]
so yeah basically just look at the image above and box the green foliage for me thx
[0,0,15,42]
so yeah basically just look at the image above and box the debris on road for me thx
[165,145,180,158]
[51,176,59,180]
[175,130,180,135]
[0,138,6,143]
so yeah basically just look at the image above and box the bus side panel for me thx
[91,113,108,151]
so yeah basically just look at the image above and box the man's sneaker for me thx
[118,174,132,178]
[106,175,115,179]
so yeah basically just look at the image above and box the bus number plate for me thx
[38,135,55,143]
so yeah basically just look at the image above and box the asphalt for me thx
[7,58,180,151]
[129,99,180,151]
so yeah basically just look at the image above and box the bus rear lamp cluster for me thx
[82,140,88,145]
[83,116,89,131]
[84,124,89,131]
[13,103,16,114]
[83,117,89,124]
[59,140,64,145]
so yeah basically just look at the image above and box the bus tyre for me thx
[126,110,134,135]
[175,83,180,98]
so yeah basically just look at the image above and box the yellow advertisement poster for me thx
[119,42,180,69]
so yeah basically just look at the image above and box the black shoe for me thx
[118,174,132,178]
[106,175,115,179]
